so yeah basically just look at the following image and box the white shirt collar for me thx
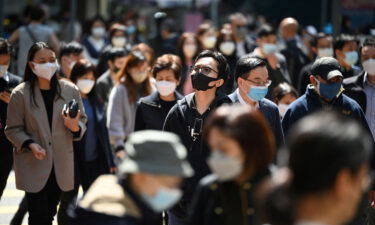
[236,88,259,108]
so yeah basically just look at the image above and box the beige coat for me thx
[5,79,87,193]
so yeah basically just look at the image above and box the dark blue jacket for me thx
[228,91,285,149]
[73,96,115,189]
[282,85,371,136]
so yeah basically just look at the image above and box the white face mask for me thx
[156,80,177,96]
[32,62,58,81]
[219,41,236,56]
[131,71,148,84]
[363,59,375,76]
[183,44,197,58]
[76,79,95,94]
[317,48,334,58]
[278,103,289,118]
[207,150,242,181]
[202,36,217,49]
[0,65,8,77]
[112,37,127,48]
[92,27,106,38]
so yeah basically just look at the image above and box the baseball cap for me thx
[118,130,194,178]
[311,57,343,81]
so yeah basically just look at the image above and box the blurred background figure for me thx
[81,16,107,65]
[278,17,310,88]
[8,5,60,76]
[107,50,153,159]
[177,32,200,95]
[250,24,291,99]
[333,34,361,78]
[58,41,85,79]
[272,82,298,118]
[196,22,217,51]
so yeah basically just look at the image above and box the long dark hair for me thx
[23,42,62,107]
[204,104,276,178]
[117,50,152,103]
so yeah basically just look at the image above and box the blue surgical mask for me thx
[344,51,358,66]
[141,187,182,212]
[247,85,268,102]
[316,79,342,100]
[127,25,136,35]
[262,43,278,55]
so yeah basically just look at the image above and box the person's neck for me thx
[62,65,71,79]
[195,90,216,115]
[160,93,176,102]
[239,88,257,107]
[367,73,375,85]
[38,78,51,90]
[296,194,344,225]
[81,93,88,99]
[185,57,193,66]
[29,21,41,25]
[109,70,117,83]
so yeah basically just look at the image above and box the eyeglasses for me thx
[243,78,272,87]
[190,65,218,76]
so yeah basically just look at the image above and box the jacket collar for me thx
[305,84,344,107]
[141,91,183,107]
[185,92,230,111]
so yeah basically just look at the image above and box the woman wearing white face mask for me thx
[188,104,276,225]
[5,42,87,225]
[177,32,200,95]
[197,23,217,50]
[81,16,107,65]
[272,82,298,119]
[70,61,116,192]
[107,50,153,159]
[135,54,183,131]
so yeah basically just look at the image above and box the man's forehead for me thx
[195,57,218,68]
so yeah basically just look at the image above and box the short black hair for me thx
[333,34,358,51]
[310,33,331,47]
[360,37,375,53]
[59,42,84,59]
[234,56,267,82]
[257,24,276,38]
[29,5,45,22]
[194,50,230,82]
[107,47,127,62]
[0,38,12,55]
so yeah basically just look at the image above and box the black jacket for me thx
[343,71,367,112]
[134,91,183,131]
[0,73,21,152]
[188,169,270,225]
[163,93,231,219]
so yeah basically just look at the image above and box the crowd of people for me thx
[0,4,375,225]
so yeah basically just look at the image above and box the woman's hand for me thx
[29,143,46,160]
[62,109,81,132]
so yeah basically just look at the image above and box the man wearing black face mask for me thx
[163,50,231,225]
[96,48,127,108]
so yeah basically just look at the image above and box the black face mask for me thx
[191,72,219,91]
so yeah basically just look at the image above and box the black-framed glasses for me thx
[190,65,218,76]
[243,78,272,87]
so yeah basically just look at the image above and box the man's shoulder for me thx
[97,71,111,84]
[343,71,365,88]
